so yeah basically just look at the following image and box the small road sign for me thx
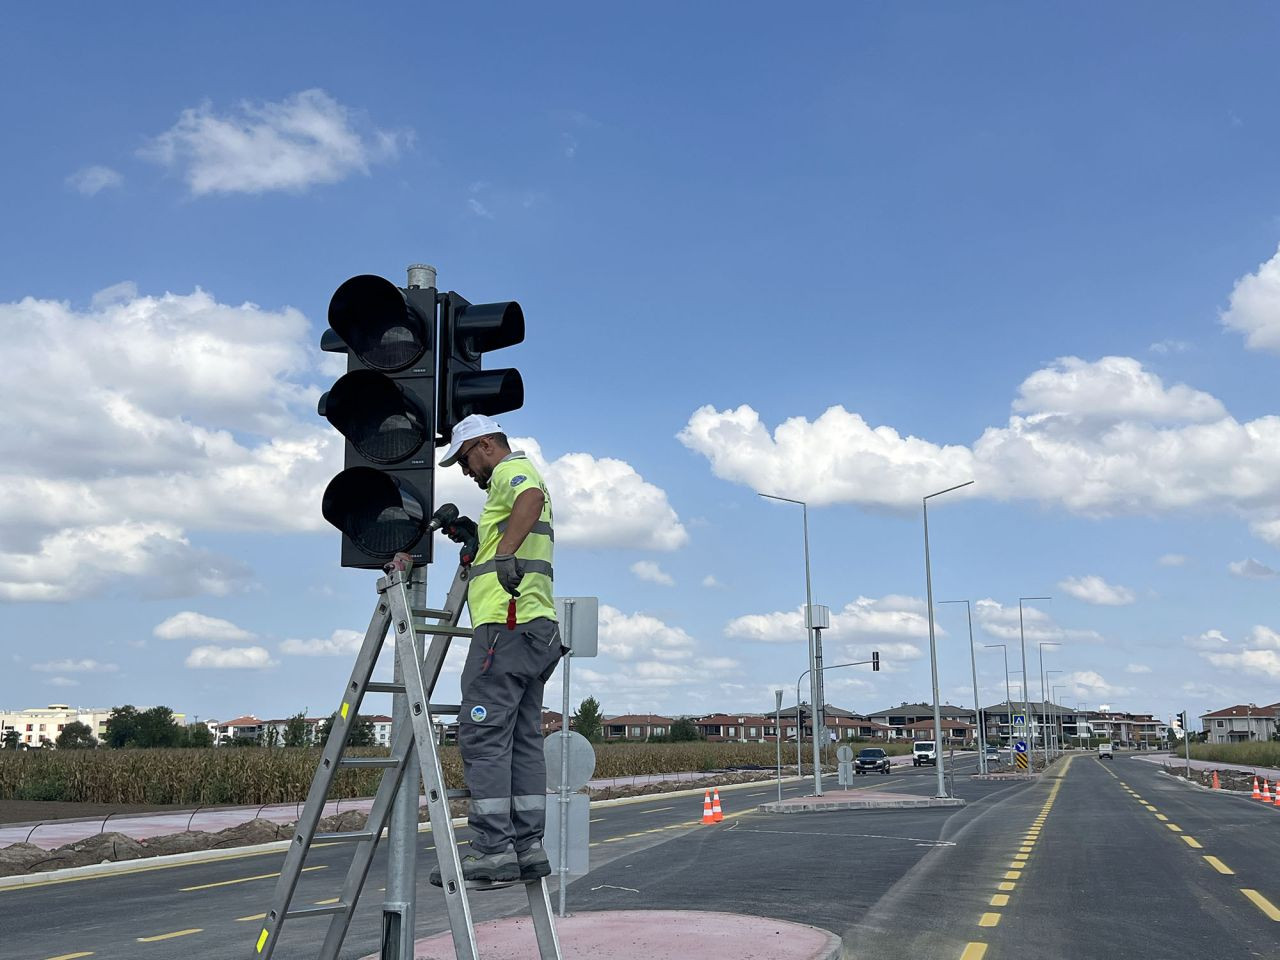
[836,745,854,762]
[1012,714,1026,726]
[1014,740,1028,754]
[1015,752,1029,770]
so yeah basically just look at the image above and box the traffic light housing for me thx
[319,275,437,569]
[872,651,880,672]
[436,292,524,444]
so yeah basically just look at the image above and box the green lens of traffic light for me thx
[329,275,429,372]
[322,468,428,559]
[452,368,524,419]
[323,371,430,464]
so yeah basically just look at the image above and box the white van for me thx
[1097,742,1113,759]
[913,740,938,766]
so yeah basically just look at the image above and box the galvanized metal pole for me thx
[385,566,427,960]
[1018,602,1030,760]
[775,690,784,802]
[557,600,574,918]
[1184,710,1192,776]
[800,503,823,796]
[922,498,947,798]
[942,600,984,774]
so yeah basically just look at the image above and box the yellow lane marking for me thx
[1019,845,1035,851]
[1241,889,1280,922]
[1204,856,1234,875]
[236,913,267,922]
[1165,823,1183,833]
[136,929,202,943]
[45,954,94,960]
[960,943,988,960]
[1014,853,1030,861]
[180,865,325,892]
[1182,836,1203,849]
[1004,870,1022,880]
[1144,805,1158,812]
[1154,813,1168,821]
[990,894,1010,907]
[314,897,340,905]
[978,912,1001,927]
[998,881,1016,891]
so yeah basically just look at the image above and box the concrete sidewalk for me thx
[361,910,841,960]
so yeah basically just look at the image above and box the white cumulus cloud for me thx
[66,165,122,195]
[185,645,276,669]
[280,630,365,656]
[1222,244,1280,354]
[155,611,255,643]
[680,354,1280,543]
[630,560,674,586]
[974,598,1104,645]
[1058,575,1136,606]
[1228,558,1278,580]
[141,89,407,196]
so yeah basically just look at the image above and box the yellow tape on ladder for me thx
[340,702,349,720]
[256,929,269,953]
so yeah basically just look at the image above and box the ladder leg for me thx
[525,878,565,959]
[317,732,413,959]
[252,597,393,960]
[390,573,480,960]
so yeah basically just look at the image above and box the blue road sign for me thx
[1015,740,1028,753]
[1012,714,1026,726]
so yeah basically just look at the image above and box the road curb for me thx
[758,796,966,813]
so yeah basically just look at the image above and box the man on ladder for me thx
[435,414,565,888]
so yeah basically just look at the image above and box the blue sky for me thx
[3,3,1280,729]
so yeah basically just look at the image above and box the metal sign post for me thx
[774,690,784,802]
[551,597,598,919]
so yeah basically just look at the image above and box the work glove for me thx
[494,553,524,597]
[444,518,479,565]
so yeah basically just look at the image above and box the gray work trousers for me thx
[459,616,565,855]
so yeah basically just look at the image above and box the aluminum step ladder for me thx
[252,555,563,960]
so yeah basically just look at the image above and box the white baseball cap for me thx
[439,414,505,467]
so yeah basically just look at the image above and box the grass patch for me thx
[1189,742,1280,768]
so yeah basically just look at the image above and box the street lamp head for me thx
[924,480,975,502]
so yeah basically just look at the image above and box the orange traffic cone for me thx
[711,788,724,823]
[1273,783,1280,807]
[1252,777,1262,800]
[1211,771,1220,790]
[701,789,715,824]
[1263,779,1273,803]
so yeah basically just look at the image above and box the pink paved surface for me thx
[361,910,841,960]
[1133,753,1280,782]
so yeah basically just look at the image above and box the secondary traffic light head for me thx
[319,275,437,568]
[872,651,880,672]
[437,292,524,443]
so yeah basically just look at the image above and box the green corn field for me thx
[0,739,917,806]
[1189,742,1280,768]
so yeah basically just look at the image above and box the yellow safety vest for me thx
[468,453,556,626]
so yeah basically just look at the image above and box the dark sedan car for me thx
[854,747,891,774]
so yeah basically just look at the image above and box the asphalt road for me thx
[20,751,1279,960]
[3,764,972,960]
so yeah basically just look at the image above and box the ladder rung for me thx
[366,681,406,694]
[430,703,461,714]
[412,622,472,638]
[411,607,454,619]
[286,903,349,919]
[315,830,375,843]
[339,757,398,768]
[447,789,471,799]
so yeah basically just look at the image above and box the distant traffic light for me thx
[436,292,524,444]
[872,651,880,672]
[319,274,437,568]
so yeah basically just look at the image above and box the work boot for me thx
[516,840,552,881]
[429,843,519,887]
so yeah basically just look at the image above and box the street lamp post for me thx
[941,600,985,774]
[1037,641,1061,767]
[1018,597,1051,758]
[984,644,1013,749]
[1046,670,1063,753]
[922,480,975,799]
[797,657,879,782]
[760,493,823,796]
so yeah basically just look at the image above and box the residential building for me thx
[693,713,773,742]
[768,705,890,743]
[603,714,673,741]
[866,702,976,739]
[0,704,184,748]
[1200,703,1280,743]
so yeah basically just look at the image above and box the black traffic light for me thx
[437,292,524,444]
[319,275,437,568]
[872,651,880,672]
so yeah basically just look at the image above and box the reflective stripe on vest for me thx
[469,558,555,580]
[495,518,555,540]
